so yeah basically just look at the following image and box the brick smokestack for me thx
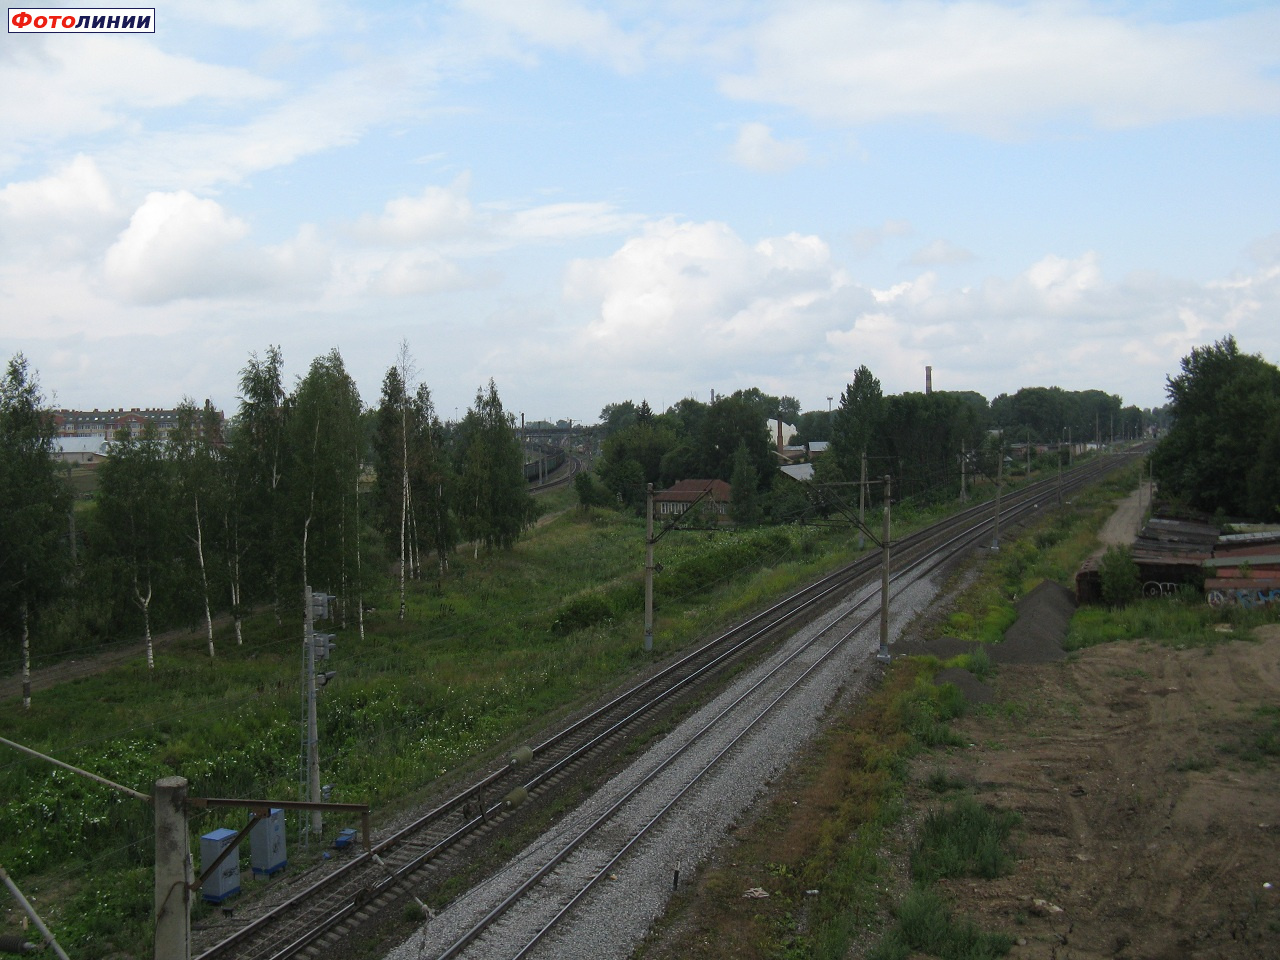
[925,366,933,395]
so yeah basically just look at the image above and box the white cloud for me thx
[357,175,476,244]
[719,2,1280,134]
[103,192,326,303]
[0,37,278,153]
[730,122,807,173]
[0,155,123,258]
[102,57,435,191]
[458,0,649,73]
[565,219,855,371]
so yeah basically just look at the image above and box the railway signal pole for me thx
[859,450,867,550]
[877,475,892,664]
[992,433,1003,552]
[645,485,655,652]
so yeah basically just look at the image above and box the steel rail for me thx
[449,453,1131,959]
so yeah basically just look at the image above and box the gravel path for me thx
[386,570,947,960]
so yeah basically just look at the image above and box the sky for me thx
[3,0,1279,425]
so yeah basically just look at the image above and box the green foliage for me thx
[0,354,73,660]
[912,795,1021,883]
[1150,336,1280,520]
[870,887,1014,960]
[829,364,883,482]
[550,590,618,634]
[730,441,761,525]
[455,379,537,552]
[1098,545,1141,607]
[573,471,612,510]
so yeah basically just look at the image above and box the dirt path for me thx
[1093,479,1153,553]
[933,628,1280,958]
[0,618,228,702]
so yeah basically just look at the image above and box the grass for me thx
[1066,599,1276,651]
[867,887,1014,960]
[911,795,1021,884]
[0,502,864,957]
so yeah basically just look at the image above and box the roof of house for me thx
[779,463,815,482]
[55,436,113,456]
[653,479,732,502]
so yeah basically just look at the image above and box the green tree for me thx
[409,382,457,578]
[1150,336,1280,519]
[729,441,760,525]
[829,365,883,481]
[700,392,773,486]
[0,354,73,708]
[288,350,365,605]
[93,422,172,669]
[598,419,677,509]
[233,346,289,615]
[456,380,537,556]
[169,398,224,658]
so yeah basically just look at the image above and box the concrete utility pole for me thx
[960,440,967,503]
[877,475,892,663]
[1057,429,1064,506]
[644,484,655,652]
[153,776,191,960]
[305,585,321,838]
[992,434,1003,552]
[858,450,867,550]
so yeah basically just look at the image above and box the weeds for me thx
[868,887,1014,960]
[912,795,1021,884]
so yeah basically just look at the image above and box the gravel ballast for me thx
[386,571,948,960]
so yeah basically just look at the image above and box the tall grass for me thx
[0,505,859,957]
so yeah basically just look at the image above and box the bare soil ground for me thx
[929,627,1280,959]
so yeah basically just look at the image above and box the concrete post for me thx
[305,586,321,838]
[960,440,967,503]
[877,476,892,663]
[644,484,654,652]
[153,776,191,960]
[992,434,1002,552]
[858,450,867,550]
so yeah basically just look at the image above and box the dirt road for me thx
[929,628,1280,958]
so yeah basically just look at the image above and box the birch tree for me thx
[289,350,363,603]
[0,354,72,709]
[169,398,223,658]
[94,422,171,669]
[235,346,288,617]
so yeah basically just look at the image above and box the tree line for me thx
[586,370,1150,523]
[0,346,538,706]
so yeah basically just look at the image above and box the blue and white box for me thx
[200,828,241,903]
[250,808,287,877]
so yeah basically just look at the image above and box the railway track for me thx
[418,453,1130,959]
[528,455,580,494]
[195,454,1132,960]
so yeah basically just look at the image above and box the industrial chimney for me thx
[925,366,933,395]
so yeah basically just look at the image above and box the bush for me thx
[1099,545,1141,607]
[549,591,618,634]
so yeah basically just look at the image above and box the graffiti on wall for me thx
[1206,587,1280,608]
